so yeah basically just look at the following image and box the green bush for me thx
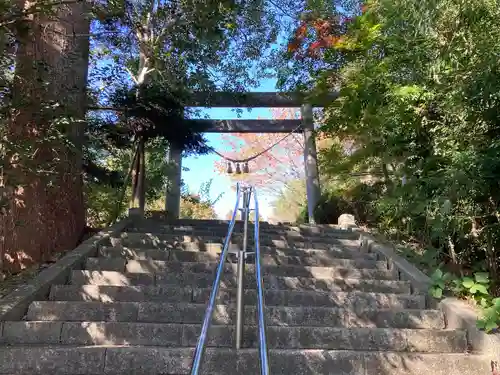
[298,183,383,225]
[298,190,351,224]
[343,182,384,225]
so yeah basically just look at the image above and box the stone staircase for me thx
[0,218,491,374]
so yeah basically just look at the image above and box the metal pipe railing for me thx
[190,183,242,375]
[189,184,269,375]
[252,187,270,375]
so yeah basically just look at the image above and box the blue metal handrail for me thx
[190,183,242,375]
[252,187,270,374]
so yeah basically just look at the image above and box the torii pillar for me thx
[302,104,321,224]
[165,144,182,220]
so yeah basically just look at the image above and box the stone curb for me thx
[0,218,132,321]
[357,229,500,356]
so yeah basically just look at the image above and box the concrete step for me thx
[99,245,378,262]
[116,231,358,244]
[0,321,467,352]
[108,240,225,253]
[49,285,424,309]
[127,227,358,240]
[27,301,445,329]
[0,346,489,374]
[129,220,354,235]
[113,232,359,251]
[84,258,395,279]
[88,254,387,271]
[71,270,411,293]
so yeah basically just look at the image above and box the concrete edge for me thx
[357,230,500,356]
[0,218,132,321]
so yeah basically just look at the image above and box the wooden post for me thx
[301,104,321,224]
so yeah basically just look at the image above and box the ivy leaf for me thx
[461,277,475,289]
[429,286,443,299]
[431,269,443,280]
[474,272,490,284]
[469,283,488,295]
[480,297,490,308]
[476,319,486,330]
[435,279,445,289]
[484,320,498,333]
[451,278,464,293]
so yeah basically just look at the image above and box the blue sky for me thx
[182,78,300,220]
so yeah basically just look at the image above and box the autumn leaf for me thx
[310,41,323,50]
[324,35,340,47]
[295,23,308,39]
[287,40,299,53]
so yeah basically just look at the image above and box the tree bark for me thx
[0,0,90,272]
[381,163,393,191]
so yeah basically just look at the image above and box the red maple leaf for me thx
[310,40,323,50]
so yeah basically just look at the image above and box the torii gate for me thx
[165,92,331,224]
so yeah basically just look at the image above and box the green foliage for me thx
[429,269,499,332]
[298,181,383,225]
[84,138,173,228]
[477,298,500,333]
[85,182,127,228]
[271,179,307,223]
[290,0,500,284]
[282,0,500,332]
[108,84,210,153]
[179,195,217,220]
[146,179,221,220]
[429,269,451,299]
[309,191,353,224]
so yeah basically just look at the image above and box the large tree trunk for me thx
[0,1,90,273]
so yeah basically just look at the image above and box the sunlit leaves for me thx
[294,0,500,301]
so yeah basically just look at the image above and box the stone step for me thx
[49,285,424,309]
[84,258,395,279]
[120,227,359,243]
[99,245,378,262]
[0,346,489,374]
[130,220,352,234]
[27,301,445,329]
[127,227,358,240]
[71,270,411,293]
[109,239,225,252]
[90,253,385,270]
[113,232,359,251]
[0,322,467,353]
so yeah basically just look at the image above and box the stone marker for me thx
[338,214,356,229]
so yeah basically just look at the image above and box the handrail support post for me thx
[236,187,251,350]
